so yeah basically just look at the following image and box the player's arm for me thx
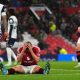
[17,50,24,62]
[17,45,27,62]
[2,15,7,32]
[1,6,7,32]
[28,44,40,62]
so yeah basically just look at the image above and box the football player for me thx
[0,1,8,42]
[0,41,50,74]
[75,26,80,68]
[5,8,18,66]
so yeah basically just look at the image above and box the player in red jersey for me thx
[0,41,50,74]
[75,27,80,68]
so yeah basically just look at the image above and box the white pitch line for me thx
[0,73,80,76]
[49,73,80,75]
[50,69,80,71]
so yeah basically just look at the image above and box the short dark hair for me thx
[26,41,32,44]
[8,8,16,15]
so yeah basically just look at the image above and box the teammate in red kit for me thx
[0,41,50,74]
[75,27,80,68]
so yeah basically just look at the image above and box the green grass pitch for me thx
[0,61,80,80]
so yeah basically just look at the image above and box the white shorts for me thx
[20,65,40,74]
[77,37,80,44]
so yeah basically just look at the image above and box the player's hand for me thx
[23,44,28,52]
[4,32,9,39]
[27,43,32,51]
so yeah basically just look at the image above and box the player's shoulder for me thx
[17,46,23,53]
[33,46,40,52]
[9,16,17,20]
[0,4,4,9]
[0,3,4,6]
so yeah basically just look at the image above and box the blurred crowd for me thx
[1,0,80,49]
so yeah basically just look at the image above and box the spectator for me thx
[59,17,68,37]
[49,21,60,36]
[54,46,68,55]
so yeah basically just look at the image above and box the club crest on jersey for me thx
[27,57,30,60]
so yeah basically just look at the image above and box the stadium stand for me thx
[43,34,76,54]
[0,0,78,57]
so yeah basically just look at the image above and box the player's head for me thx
[24,41,32,52]
[8,8,16,16]
[25,41,32,46]
[23,41,32,47]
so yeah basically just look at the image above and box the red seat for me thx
[43,35,76,54]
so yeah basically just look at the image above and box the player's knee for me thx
[8,68,16,74]
[33,66,44,74]
[6,47,11,51]
[12,66,19,71]
[13,66,22,72]
[36,68,44,74]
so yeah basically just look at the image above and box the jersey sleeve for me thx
[17,47,23,53]
[33,46,40,57]
[1,6,7,16]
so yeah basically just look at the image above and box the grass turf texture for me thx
[0,61,80,80]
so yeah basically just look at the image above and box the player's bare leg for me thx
[32,61,50,74]
[0,63,25,74]
[32,65,44,74]
[10,65,25,74]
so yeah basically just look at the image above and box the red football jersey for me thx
[18,46,40,66]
